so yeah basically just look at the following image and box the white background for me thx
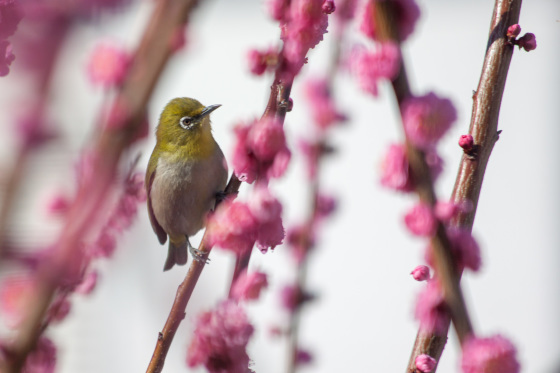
[0,0,558,372]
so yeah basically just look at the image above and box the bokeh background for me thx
[0,0,558,372]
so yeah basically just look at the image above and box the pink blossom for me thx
[352,43,401,96]
[315,193,337,219]
[0,273,36,328]
[0,0,23,40]
[404,203,437,237]
[322,0,335,14]
[187,300,254,373]
[15,108,56,148]
[402,92,457,149]
[232,118,291,184]
[296,348,313,365]
[231,270,269,301]
[416,354,437,372]
[518,32,536,51]
[425,228,481,272]
[461,335,520,373]
[22,336,57,373]
[280,284,314,312]
[506,24,521,39]
[206,199,259,254]
[75,270,99,295]
[248,185,285,252]
[303,77,347,130]
[87,43,131,88]
[414,280,448,333]
[0,40,15,76]
[359,0,420,42]
[45,194,71,216]
[434,199,473,223]
[267,0,290,22]
[247,47,278,75]
[410,265,430,281]
[287,224,315,263]
[47,296,71,324]
[380,143,413,192]
[459,134,474,151]
[89,230,117,258]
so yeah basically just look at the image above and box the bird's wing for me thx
[146,156,167,245]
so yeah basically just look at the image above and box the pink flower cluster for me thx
[87,42,131,88]
[402,92,457,150]
[404,203,437,237]
[461,335,520,373]
[414,279,448,333]
[207,186,285,254]
[303,77,347,130]
[268,0,332,81]
[230,270,269,302]
[247,47,279,76]
[352,42,401,97]
[232,117,291,184]
[359,0,420,42]
[187,300,254,373]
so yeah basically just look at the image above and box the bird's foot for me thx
[189,244,210,264]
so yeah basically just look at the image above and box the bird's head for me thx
[156,97,221,154]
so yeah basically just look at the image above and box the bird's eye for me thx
[179,116,193,129]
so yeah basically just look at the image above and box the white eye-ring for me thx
[179,116,193,129]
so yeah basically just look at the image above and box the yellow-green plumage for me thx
[146,97,228,271]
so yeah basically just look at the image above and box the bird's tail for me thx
[163,238,188,271]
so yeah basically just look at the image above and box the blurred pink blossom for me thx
[75,270,99,295]
[280,284,314,312]
[231,270,269,301]
[0,0,23,40]
[359,0,420,42]
[352,43,400,96]
[414,280,448,333]
[415,354,437,372]
[249,185,285,252]
[404,203,437,237]
[247,47,278,75]
[380,143,413,192]
[187,300,254,373]
[434,199,473,223]
[315,193,337,219]
[410,265,430,281]
[45,194,71,216]
[402,92,457,150]
[206,199,259,254]
[303,77,347,130]
[87,43,131,88]
[295,348,313,365]
[287,224,315,263]
[22,336,57,373]
[47,296,71,324]
[461,335,520,373]
[425,228,481,272]
[0,273,36,328]
[0,40,15,76]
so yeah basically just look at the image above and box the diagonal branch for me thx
[405,0,522,371]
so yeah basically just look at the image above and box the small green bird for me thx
[146,97,228,271]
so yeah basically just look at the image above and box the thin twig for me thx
[405,0,522,371]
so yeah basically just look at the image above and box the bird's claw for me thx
[189,246,210,264]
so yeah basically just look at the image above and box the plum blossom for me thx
[425,228,481,272]
[87,43,131,87]
[232,118,291,184]
[402,92,457,150]
[187,300,254,373]
[461,335,520,373]
[404,203,437,237]
[415,354,437,372]
[352,43,400,97]
[230,270,269,301]
[414,280,448,333]
[248,185,285,252]
[517,32,536,51]
[303,77,347,130]
[0,40,15,76]
[247,47,278,75]
[410,265,430,281]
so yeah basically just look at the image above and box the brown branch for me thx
[0,1,200,372]
[405,0,522,371]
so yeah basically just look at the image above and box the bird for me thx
[145,97,228,271]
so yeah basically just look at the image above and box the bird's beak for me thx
[198,104,221,118]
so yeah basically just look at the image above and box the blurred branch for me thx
[1,0,200,372]
[373,0,475,356]
[404,0,522,371]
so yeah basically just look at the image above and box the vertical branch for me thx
[405,0,522,371]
